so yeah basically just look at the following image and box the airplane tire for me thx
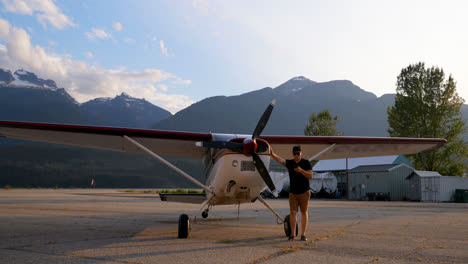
[283,215,298,237]
[178,214,190,239]
[201,211,208,218]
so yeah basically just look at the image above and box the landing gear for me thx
[178,214,190,238]
[201,209,209,218]
[283,215,298,237]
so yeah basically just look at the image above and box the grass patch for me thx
[118,189,204,194]
[219,239,234,244]
[4,185,12,190]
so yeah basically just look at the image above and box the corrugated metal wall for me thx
[389,165,413,200]
[420,177,440,202]
[440,176,468,201]
[408,176,421,201]
[348,171,390,200]
[348,165,413,201]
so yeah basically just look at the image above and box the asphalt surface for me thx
[1,189,467,264]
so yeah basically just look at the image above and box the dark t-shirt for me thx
[286,159,312,194]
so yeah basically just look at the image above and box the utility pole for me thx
[346,158,349,200]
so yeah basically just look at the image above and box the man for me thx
[270,145,313,241]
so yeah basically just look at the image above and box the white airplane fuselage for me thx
[203,137,272,205]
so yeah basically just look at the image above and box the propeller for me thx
[196,99,279,197]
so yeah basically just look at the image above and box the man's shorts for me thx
[289,190,311,213]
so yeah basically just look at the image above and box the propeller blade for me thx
[252,152,278,197]
[252,99,276,139]
[196,141,244,152]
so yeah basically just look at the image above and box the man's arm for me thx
[269,147,286,166]
[294,167,313,179]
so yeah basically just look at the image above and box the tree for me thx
[387,62,468,176]
[304,109,343,136]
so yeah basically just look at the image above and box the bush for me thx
[5,185,12,190]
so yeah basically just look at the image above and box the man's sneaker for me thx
[300,235,307,241]
[288,235,295,241]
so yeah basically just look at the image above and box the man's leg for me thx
[288,193,299,239]
[298,190,311,240]
[300,210,308,236]
[290,210,297,238]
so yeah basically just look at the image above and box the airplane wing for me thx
[0,121,212,158]
[260,135,446,161]
[0,121,446,160]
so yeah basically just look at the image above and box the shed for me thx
[313,155,413,197]
[348,163,414,201]
[406,171,441,202]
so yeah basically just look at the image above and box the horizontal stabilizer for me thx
[159,193,206,204]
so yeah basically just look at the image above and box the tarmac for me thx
[1,189,468,264]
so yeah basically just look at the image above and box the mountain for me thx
[154,77,386,136]
[1,70,467,187]
[81,93,171,128]
[0,69,83,124]
[0,68,172,128]
[154,77,468,139]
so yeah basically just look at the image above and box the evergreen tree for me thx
[304,109,343,136]
[387,62,468,175]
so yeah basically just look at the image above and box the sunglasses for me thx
[293,152,301,156]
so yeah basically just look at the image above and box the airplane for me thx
[0,100,446,238]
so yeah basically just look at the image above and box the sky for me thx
[0,0,467,113]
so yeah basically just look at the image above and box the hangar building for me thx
[347,163,414,201]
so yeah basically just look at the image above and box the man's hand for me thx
[296,167,313,179]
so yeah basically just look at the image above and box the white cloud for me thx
[157,84,168,91]
[0,18,10,38]
[159,40,168,56]
[0,18,194,113]
[48,40,57,46]
[172,78,192,85]
[112,22,122,32]
[192,0,209,15]
[85,51,93,59]
[124,38,136,44]
[85,28,111,40]
[1,0,76,29]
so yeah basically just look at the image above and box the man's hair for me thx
[292,145,301,152]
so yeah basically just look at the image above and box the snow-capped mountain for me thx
[0,69,59,90]
[81,92,172,128]
[0,68,172,128]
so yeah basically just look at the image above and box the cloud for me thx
[85,28,111,40]
[85,51,93,58]
[192,0,209,15]
[0,18,194,113]
[172,78,192,85]
[1,0,76,29]
[0,18,10,38]
[159,40,168,56]
[48,40,57,46]
[123,38,136,44]
[157,84,168,92]
[112,22,122,32]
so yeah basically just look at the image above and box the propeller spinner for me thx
[196,99,279,197]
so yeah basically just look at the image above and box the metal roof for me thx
[313,155,399,171]
[349,163,411,173]
[406,170,441,179]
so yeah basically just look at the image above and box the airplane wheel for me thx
[283,215,298,237]
[201,211,208,218]
[178,214,190,239]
